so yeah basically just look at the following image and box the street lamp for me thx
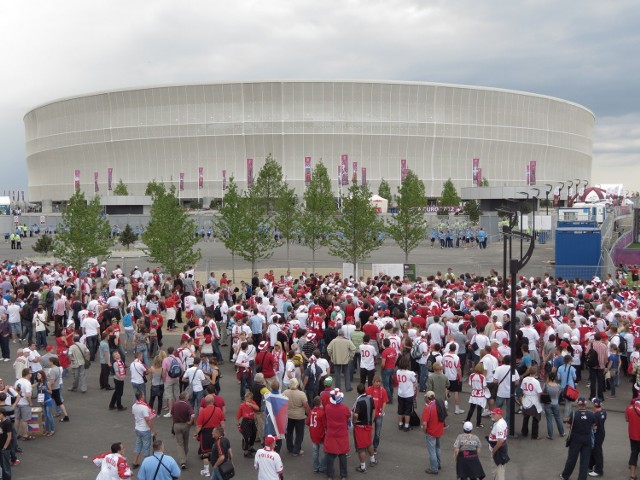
[544,184,553,215]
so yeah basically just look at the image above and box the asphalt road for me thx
[4,332,636,480]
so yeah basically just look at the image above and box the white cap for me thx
[463,421,473,432]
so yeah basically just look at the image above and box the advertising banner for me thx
[352,161,357,182]
[529,160,537,186]
[74,170,80,191]
[304,157,312,185]
[401,159,408,182]
[222,169,227,191]
[247,158,254,188]
[340,154,349,185]
[179,172,184,191]
[472,158,480,186]
[361,167,367,186]
[94,172,99,193]
[107,167,113,191]
[198,167,204,189]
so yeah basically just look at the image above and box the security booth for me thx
[555,220,601,279]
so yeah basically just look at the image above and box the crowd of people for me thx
[2,260,640,479]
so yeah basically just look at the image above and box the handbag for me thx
[540,383,552,404]
[561,366,579,401]
[218,459,235,480]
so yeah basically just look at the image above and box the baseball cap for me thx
[591,397,602,407]
[576,397,588,406]
[258,341,268,351]
[490,408,503,416]
[323,376,334,387]
[424,391,435,399]
[495,322,503,328]
[22,348,30,354]
[501,338,509,345]
[264,435,276,445]
[463,421,473,432]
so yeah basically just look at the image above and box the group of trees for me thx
[36,155,483,278]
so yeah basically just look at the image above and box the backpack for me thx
[586,347,599,369]
[434,399,448,423]
[168,357,182,379]
[615,334,627,355]
[410,340,423,360]
[426,352,439,373]
[213,305,223,322]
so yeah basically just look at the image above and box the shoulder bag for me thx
[561,366,579,401]
[215,438,235,480]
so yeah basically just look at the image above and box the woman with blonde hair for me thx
[148,354,164,415]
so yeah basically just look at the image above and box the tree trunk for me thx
[286,239,290,270]
[312,247,316,275]
[231,253,236,284]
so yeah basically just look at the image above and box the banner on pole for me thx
[529,161,536,186]
[553,186,560,207]
[94,172,99,193]
[74,170,80,191]
[526,164,530,186]
[401,159,408,182]
[179,173,184,191]
[361,167,367,186]
[198,167,204,189]
[222,170,227,191]
[304,157,312,185]
[107,168,113,191]
[340,155,349,185]
[472,158,480,186]
[352,161,358,182]
[247,158,254,188]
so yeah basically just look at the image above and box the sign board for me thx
[342,263,357,279]
[404,264,417,281]
[39,215,46,226]
[372,264,405,279]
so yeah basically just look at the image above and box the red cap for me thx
[490,408,503,416]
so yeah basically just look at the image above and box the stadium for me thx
[24,80,594,204]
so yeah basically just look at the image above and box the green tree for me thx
[216,177,245,282]
[378,179,392,201]
[462,200,482,224]
[439,178,461,206]
[32,234,54,255]
[113,179,129,196]
[328,180,383,278]
[145,180,165,198]
[253,154,284,214]
[480,177,489,187]
[274,183,300,270]
[300,162,337,270]
[142,185,201,276]
[119,224,137,250]
[386,171,427,263]
[53,190,113,272]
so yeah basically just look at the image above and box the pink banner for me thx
[553,186,560,207]
[401,159,408,182]
[529,160,536,186]
[74,170,80,191]
[526,164,530,186]
[247,158,254,188]
[477,168,482,186]
[352,161,358,182]
[361,167,367,186]
[179,172,184,191]
[472,158,480,186]
[107,168,113,191]
[304,157,312,185]
[198,167,204,189]
[94,171,99,193]
[222,169,227,191]
[340,154,349,185]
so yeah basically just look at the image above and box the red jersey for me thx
[381,347,398,370]
[365,385,389,418]
[627,401,640,441]
[236,401,258,420]
[362,322,380,341]
[411,315,426,330]
[323,402,351,455]
[320,387,332,407]
[196,404,225,428]
[306,406,327,444]
[421,400,445,438]
[474,314,489,329]
[255,350,276,379]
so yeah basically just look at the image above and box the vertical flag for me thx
[340,154,349,185]
[198,167,204,189]
[107,168,113,191]
[361,167,367,186]
[179,172,185,191]
[553,186,560,207]
[529,161,537,186]
[21,191,24,202]
[222,170,227,191]
[526,164,531,186]
[472,158,480,186]
[74,170,80,191]
[567,185,573,207]
[352,161,358,182]
[94,172,99,193]
[477,168,482,187]
[401,159,408,182]
[264,391,289,438]
[247,158,254,188]
[304,157,312,185]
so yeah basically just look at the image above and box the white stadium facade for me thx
[24,80,594,204]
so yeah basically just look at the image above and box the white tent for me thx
[370,194,388,213]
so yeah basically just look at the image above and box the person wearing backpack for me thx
[162,347,183,418]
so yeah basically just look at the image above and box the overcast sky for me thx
[1,0,639,195]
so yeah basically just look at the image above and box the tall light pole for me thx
[545,184,553,215]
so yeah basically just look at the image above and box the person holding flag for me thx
[264,380,289,453]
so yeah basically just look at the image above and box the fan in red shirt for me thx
[255,341,277,384]
[362,319,380,343]
[319,377,334,407]
[306,397,327,473]
[365,376,389,454]
[410,315,426,331]
[236,391,259,457]
[474,312,490,330]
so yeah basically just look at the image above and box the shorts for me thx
[487,382,498,400]
[164,381,179,401]
[449,380,462,392]
[166,308,176,321]
[397,396,413,416]
[353,424,373,450]
[134,429,152,455]
[10,323,21,335]
[51,389,64,406]
[124,328,135,342]
[16,405,32,421]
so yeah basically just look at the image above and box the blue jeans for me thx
[312,442,325,472]
[135,346,149,367]
[36,330,47,350]
[425,434,441,472]
[333,364,351,392]
[210,467,224,480]
[0,448,11,480]
[132,382,146,403]
[191,389,205,418]
[325,453,347,479]
[373,415,384,450]
[382,368,394,403]
[543,403,565,438]
[134,429,152,456]
[43,401,55,433]
[419,363,429,391]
